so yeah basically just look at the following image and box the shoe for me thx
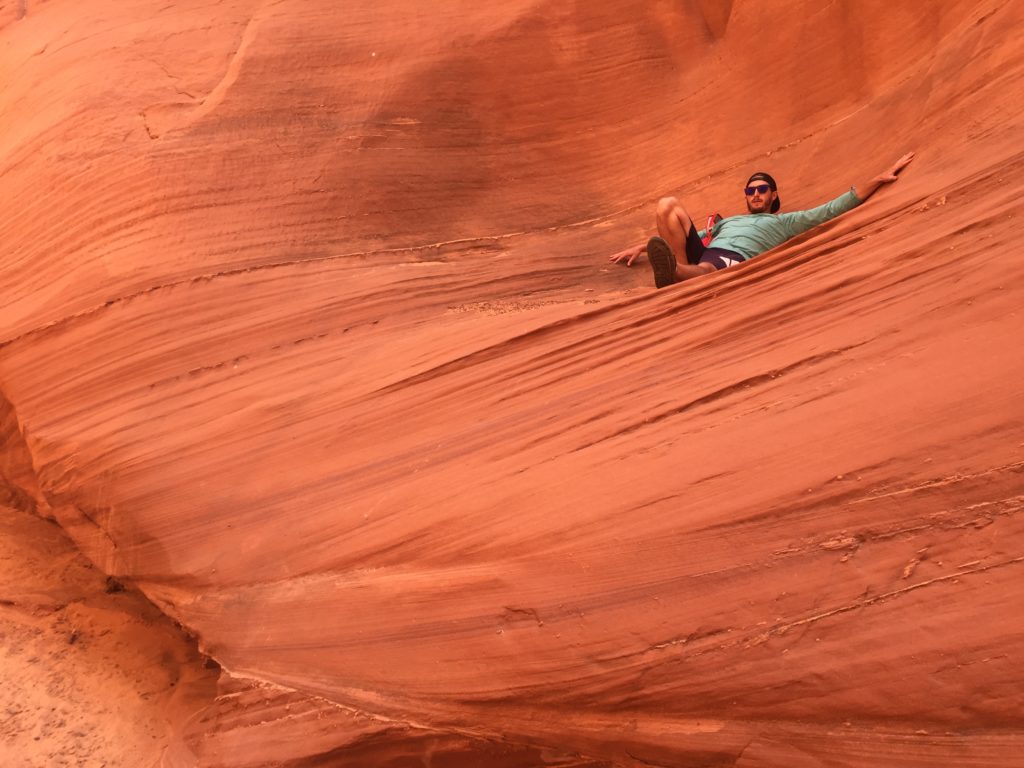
[647,236,677,288]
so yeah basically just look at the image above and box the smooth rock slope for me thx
[2,0,1023,765]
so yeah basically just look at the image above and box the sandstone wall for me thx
[2,1,1023,765]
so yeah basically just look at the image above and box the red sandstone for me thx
[2,1,1023,765]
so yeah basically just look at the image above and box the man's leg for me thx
[655,195,692,256]
[656,196,716,284]
[647,197,722,286]
[656,197,706,265]
[654,197,716,282]
[675,262,717,280]
[646,236,717,287]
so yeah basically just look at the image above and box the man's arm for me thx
[778,152,916,239]
[777,188,861,238]
[853,152,915,203]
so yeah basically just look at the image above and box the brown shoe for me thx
[647,236,677,288]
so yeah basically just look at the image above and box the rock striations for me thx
[2,0,1023,765]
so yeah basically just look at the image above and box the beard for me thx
[746,197,772,213]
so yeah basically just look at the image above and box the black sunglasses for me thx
[744,184,771,196]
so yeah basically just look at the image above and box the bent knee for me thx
[656,196,691,220]
[656,196,679,216]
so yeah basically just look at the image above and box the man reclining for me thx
[610,152,915,287]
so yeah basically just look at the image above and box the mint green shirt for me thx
[699,188,862,260]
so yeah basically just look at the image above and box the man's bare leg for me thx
[675,262,716,280]
[656,197,716,281]
[655,196,694,257]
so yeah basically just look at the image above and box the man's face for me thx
[744,181,777,213]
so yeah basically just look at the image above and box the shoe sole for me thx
[647,237,677,288]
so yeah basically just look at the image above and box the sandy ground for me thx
[0,503,217,768]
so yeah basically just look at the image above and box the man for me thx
[610,152,915,287]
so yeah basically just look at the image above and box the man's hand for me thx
[609,243,646,267]
[874,151,915,184]
[856,151,915,202]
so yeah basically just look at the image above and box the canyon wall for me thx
[2,0,1023,765]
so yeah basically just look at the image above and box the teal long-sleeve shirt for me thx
[698,188,862,260]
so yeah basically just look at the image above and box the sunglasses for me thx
[744,184,771,196]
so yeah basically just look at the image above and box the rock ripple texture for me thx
[2,0,1024,766]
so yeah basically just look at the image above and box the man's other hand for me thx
[609,243,646,266]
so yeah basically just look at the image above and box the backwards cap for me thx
[747,171,781,213]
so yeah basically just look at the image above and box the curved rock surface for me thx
[2,0,1023,765]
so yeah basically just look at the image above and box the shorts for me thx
[699,247,744,270]
[684,223,744,270]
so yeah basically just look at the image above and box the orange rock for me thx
[2,0,1023,765]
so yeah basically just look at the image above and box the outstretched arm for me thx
[854,152,915,202]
